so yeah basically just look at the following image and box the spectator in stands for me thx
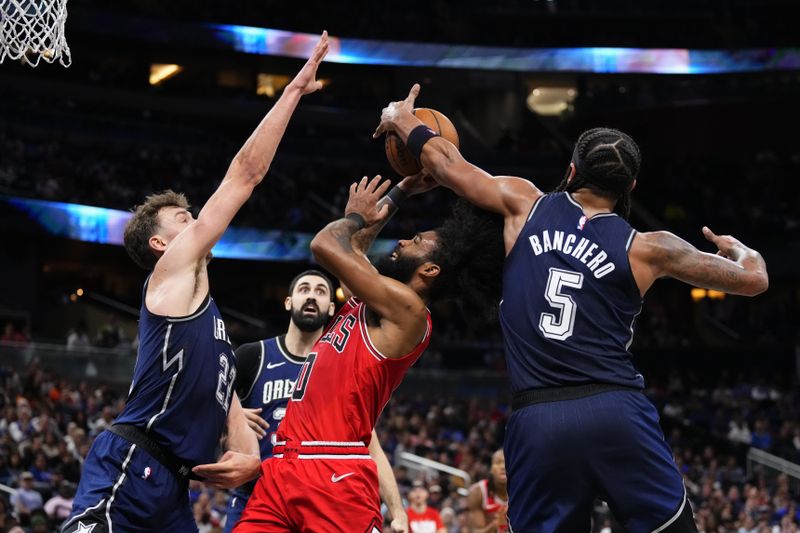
[1,322,28,344]
[407,481,446,533]
[66,321,91,351]
[44,481,75,526]
[729,415,753,445]
[94,314,125,349]
[88,406,115,436]
[10,471,43,517]
[751,419,773,450]
[8,401,33,444]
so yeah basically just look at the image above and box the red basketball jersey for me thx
[478,479,508,532]
[276,297,431,444]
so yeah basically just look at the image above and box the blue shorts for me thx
[223,486,253,533]
[61,431,196,533]
[505,389,688,533]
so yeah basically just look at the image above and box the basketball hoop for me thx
[1,0,71,67]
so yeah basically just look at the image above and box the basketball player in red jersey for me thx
[467,450,508,533]
[235,176,505,532]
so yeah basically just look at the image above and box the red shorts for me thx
[233,442,382,533]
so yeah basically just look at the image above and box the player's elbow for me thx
[310,232,335,264]
[229,153,267,187]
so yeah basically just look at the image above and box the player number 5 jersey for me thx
[500,192,644,392]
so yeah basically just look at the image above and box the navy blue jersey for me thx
[234,336,304,459]
[115,278,236,466]
[500,192,644,392]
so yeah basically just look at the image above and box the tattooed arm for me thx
[310,177,428,357]
[630,226,768,297]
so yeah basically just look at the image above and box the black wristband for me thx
[345,212,366,230]
[406,124,440,161]
[386,185,408,208]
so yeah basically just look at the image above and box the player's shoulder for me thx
[467,480,485,501]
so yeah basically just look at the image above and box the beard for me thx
[374,253,422,284]
[290,303,329,332]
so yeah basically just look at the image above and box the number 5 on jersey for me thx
[539,268,584,341]
[291,353,318,401]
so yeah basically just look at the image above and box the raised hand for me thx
[287,31,330,95]
[397,170,439,196]
[243,407,269,440]
[373,83,420,138]
[192,450,261,489]
[345,175,392,226]
[702,226,745,261]
[390,513,409,533]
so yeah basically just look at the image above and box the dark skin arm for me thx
[351,172,438,256]
[630,226,769,297]
[310,177,429,358]
[373,84,541,254]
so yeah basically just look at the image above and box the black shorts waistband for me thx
[108,423,200,481]
[512,383,642,411]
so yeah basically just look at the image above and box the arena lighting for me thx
[335,287,346,303]
[526,86,577,116]
[691,288,707,301]
[149,63,183,86]
[3,196,394,262]
[256,73,290,97]
[208,24,800,74]
[76,288,84,297]
[707,290,726,300]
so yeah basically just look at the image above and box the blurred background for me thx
[0,1,799,531]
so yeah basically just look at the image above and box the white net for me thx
[0,0,70,67]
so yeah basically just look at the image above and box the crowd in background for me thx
[2,360,800,532]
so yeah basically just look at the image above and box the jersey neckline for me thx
[564,192,618,220]
[275,335,306,365]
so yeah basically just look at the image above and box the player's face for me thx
[286,275,334,332]
[375,231,439,283]
[157,206,194,241]
[491,450,506,483]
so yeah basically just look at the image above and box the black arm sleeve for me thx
[233,341,264,401]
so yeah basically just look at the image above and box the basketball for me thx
[385,108,459,176]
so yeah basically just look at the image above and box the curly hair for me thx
[555,127,641,218]
[429,199,505,323]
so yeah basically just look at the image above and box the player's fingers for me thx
[358,176,369,191]
[405,83,420,106]
[313,31,328,59]
[349,182,357,197]
[377,204,390,219]
[373,122,387,139]
[701,226,718,244]
[367,175,382,192]
[375,178,392,197]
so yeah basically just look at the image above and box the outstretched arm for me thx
[310,177,428,357]
[369,430,408,533]
[630,226,768,296]
[373,84,540,220]
[155,33,329,275]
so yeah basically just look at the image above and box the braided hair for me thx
[555,127,642,219]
